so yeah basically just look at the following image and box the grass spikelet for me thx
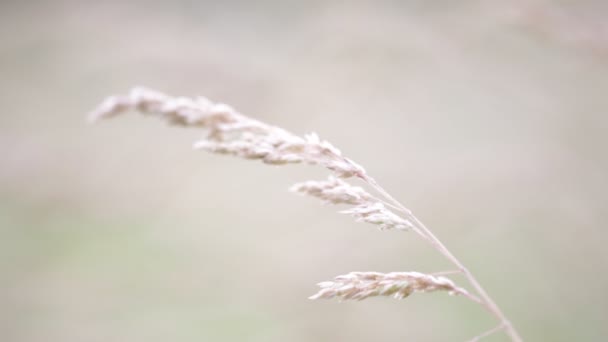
[90,87,523,342]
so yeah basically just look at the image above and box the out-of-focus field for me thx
[1,1,607,341]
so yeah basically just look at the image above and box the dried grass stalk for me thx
[90,87,523,342]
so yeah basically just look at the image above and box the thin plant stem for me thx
[468,323,507,342]
[360,174,523,342]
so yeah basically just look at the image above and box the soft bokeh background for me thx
[1,1,607,341]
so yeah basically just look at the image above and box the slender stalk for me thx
[410,216,522,342]
[468,323,506,342]
[360,174,523,342]
[91,88,523,341]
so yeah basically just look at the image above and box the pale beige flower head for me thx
[341,203,413,231]
[90,87,365,177]
[310,271,468,301]
[290,176,373,205]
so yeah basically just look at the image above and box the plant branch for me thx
[468,323,507,342]
[360,174,523,342]
[90,88,523,341]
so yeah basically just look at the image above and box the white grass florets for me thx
[90,87,365,177]
[341,202,413,231]
[290,176,413,231]
[310,271,469,301]
[289,176,372,205]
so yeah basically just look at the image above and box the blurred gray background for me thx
[1,1,607,341]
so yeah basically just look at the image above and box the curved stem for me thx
[360,174,523,342]
[468,323,506,342]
